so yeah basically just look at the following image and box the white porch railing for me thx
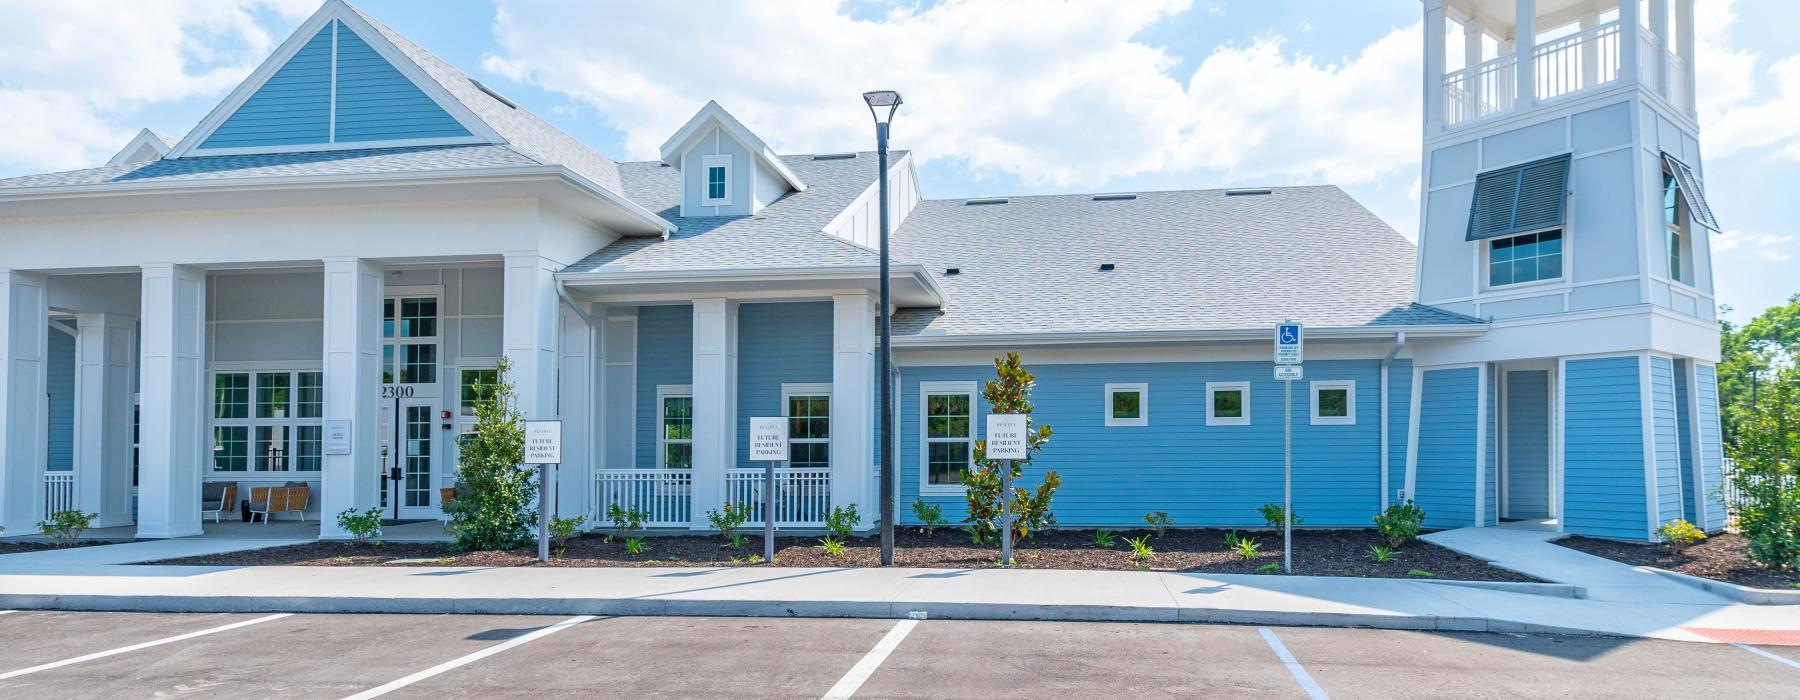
[724,468,832,528]
[1664,51,1691,113]
[42,472,75,517]
[1534,21,1622,103]
[1444,53,1516,126]
[592,469,693,528]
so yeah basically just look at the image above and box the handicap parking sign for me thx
[1275,322,1302,365]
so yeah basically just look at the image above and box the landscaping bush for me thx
[335,507,384,545]
[1728,362,1800,570]
[605,503,647,543]
[550,515,587,556]
[962,352,1060,544]
[37,509,96,543]
[819,503,862,555]
[1259,503,1301,529]
[1374,501,1426,548]
[443,358,536,551]
[911,499,946,535]
[1655,519,1706,551]
[1144,511,1173,537]
[707,502,750,548]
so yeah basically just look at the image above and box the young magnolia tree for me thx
[444,357,536,550]
[1728,356,1800,569]
[962,352,1060,543]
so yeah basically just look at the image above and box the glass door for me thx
[379,294,442,519]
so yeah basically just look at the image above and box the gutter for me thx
[890,324,1481,349]
[1380,331,1407,511]
[555,282,593,326]
[558,262,949,306]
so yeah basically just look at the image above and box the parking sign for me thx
[1275,322,1303,365]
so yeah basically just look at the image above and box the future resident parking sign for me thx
[986,414,1029,460]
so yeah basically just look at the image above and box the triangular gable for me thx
[172,1,495,157]
[107,128,176,166]
[659,101,807,192]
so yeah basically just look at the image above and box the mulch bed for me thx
[1558,532,1800,590]
[148,528,1536,582]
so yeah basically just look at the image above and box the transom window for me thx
[658,386,694,470]
[1206,381,1250,426]
[1104,383,1148,427]
[1310,380,1356,426]
[1487,230,1563,287]
[921,382,976,493]
[212,370,323,472]
[784,386,831,470]
[383,297,438,384]
[702,154,732,206]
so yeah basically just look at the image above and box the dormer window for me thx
[702,154,732,206]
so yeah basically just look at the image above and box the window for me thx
[383,296,438,384]
[1660,152,1719,231]
[1310,380,1356,426]
[459,367,499,417]
[1206,381,1251,426]
[211,370,323,472]
[1104,383,1148,427]
[921,381,976,493]
[1487,229,1563,287]
[1663,171,1692,285]
[701,154,732,206]
[658,385,693,470]
[783,385,831,470]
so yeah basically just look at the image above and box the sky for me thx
[0,0,1794,322]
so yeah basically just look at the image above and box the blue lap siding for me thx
[332,26,470,143]
[1650,356,1685,526]
[1385,360,1413,505]
[202,26,333,148]
[1562,356,1649,540]
[47,326,75,472]
[735,302,832,467]
[1414,367,1478,528]
[1694,363,1727,531]
[634,304,692,469]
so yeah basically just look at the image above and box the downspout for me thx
[555,282,593,326]
[1380,331,1407,511]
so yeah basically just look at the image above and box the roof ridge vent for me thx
[965,197,1009,205]
[1225,188,1273,196]
[812,153,857,160]
[1092,193,1137,201]
[470,79,519,110]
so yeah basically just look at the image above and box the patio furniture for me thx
[202,483,239,523]
[248,482,311,523]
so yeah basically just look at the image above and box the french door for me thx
[378,293,442,519]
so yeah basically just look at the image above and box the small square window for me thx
[1310,380,1356,426]
[701,154,732,206]
[1104,383,1148,427]
[1206,382,1251,426]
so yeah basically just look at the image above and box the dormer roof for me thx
[106,129,177,166]
[658,101,807,193]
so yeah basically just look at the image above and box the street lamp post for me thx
[863,89,902,566]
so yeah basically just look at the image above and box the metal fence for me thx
[1721,457,1796,520]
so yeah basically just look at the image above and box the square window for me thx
[255,373,291,419]
[1206,382,1251,426]
[214,373,249,420]
[1310,381,1356,425]
[254,425,290,471]
[296,372,323,419]
[460,368,499,417]
[701,154,732,206]
[400,344,436,384]
[212,426,248,471]
[1104,383,1148,427]
[293,425,322,472]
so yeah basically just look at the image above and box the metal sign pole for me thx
[538,462,551,562]
[1283,378,1293,574]
[1000,459,1014,567]
[764,458,777,563]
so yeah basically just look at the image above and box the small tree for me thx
[443,358,536,551]
[1728,360,1800,569]
[962,352,1060,543]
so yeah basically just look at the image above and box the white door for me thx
[378,294,442,520]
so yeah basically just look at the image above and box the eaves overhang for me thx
[558,263,944,307]
[889,323,1489,350]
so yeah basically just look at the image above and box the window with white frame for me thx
[1104,383,1148,427]
[1205,381,1251,426]
[1310,380,1356,426]
[783,384,831,470]
[921,381,976,493]
[1486,230,1563,287]
[658,385,694,470]
[211,370,323,472]
[383,297,439,384]
[459,366,499,418]
[702,154,732,206]
[1663,171,1693,285]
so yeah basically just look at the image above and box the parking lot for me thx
[0,610,1795,698]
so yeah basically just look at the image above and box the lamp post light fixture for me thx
[863,89,902,567]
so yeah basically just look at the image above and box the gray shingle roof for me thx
[0,145,539,189]
[562,152,902,273]
[889,186,1480,337]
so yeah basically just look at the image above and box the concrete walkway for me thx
[1421,527,1727,604]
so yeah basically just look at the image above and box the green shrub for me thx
[826,503,862,540]
[1258,503,1301,529]
[1223,530,1241,548]
[1367,545,1396,563]
[1091,529,1116,548]
[37,510,97,543]
[1374,501,1426,548]
[1126,534,1154,562]
[1727,363,1800,569]
[911,499,947,535]
[335,507,384,545]
[1655,519,1707,551]
[1144,511,1174,537]
[706,502,750,547]
[624,537,649,555]
[443,358,535,551]
[962,353,1060,543]
[1235,537,1261,560]
[819,537,847,557]
[1256,562,1282,574]
[550,515,586,556]
[605,503,647,543]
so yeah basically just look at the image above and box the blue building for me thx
[0,0,1722,542]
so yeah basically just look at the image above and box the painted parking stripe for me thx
[821,619,919,700]
[1733,643,1800,671]
[0,611,15,616]
[342,615,595,700]
[0,613,291,681]
[1258,628,1329,700]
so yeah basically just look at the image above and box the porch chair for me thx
[202,482,239,523]
[248,482,312,524]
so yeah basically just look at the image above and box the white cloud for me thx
[483,0,1420,189]
[1697,0,1800,160]
[0,0,315,172]
[1715,230,1796,261]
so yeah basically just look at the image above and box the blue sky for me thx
[0,0,1792,322]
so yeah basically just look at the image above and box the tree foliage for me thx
[962,352,1060,543]
[1727,362,1800,569]
[443,357,536,551]
[1720,294,1800,445]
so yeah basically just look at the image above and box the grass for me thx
[1407,568,1435,578]
[1256,562,1282,574]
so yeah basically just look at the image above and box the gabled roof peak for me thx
[106,128,177,166]
[658,100,807,192]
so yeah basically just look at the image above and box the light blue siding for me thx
[1650,357,1684,525]
[735,302,832,466]
[634,304,692,469]
[1486,367,1498,526]
[332,25,469,143]
[1673,360,1697,522]
[1563,356,1649,540]
[900,360,1392,528]
[1695,363,1727,531]
[202,25,333,148]
[1504,370,1551,519]
[47,326,75,472]
[1415,368,1478,528]
[1386,360,1413,504]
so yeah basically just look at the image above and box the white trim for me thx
[105,128,174,166]
[657,100,807,192]
[780,382,832,470]
[186,136,488,158]
[1309,380,1356,426]
[1205,381,1251,427]
[1475,362,1489,527]
[1684,359,1707,528]
[1498,367,1510,519]
[1638,352,1660,539]
[918,380,977,496]
[701,153,733,207]
[328,20,338,143]
[1404,363,1424,500]
[655,384,693,471]
[1103,382,1149,427]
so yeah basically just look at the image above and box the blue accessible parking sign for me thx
[1275,322,1303,365]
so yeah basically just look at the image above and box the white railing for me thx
[1665,51,1691,113]
[592,469,693,528]
[1535,21,1621,103]
[42,472,75,517]
[1444,53,1516,126]
[724,468,832,528]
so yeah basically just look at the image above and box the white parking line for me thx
[821,619,919,700]
[0,613,291,681]
[0,610,15,616]
[1733,643,1800,670]
[1259,628,1329,700]
[342,615,595,700]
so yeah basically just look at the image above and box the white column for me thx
[1514,0,1537,110]
[318,258,382,539]
[1579,12,1599,89]
[1619,0,1641,85]
[689,298,734,528]
[1463,19,1483,70]
[137,264,206,539]
[0,270,48,533]
[74,313,135,528]
[1423,0,1447,134]
[831,294,875,520]
[503,253,561,422]
[1649,0,1670,98]
[1675,0,1696,114]
[602,308,637,471]
[556,300,595,520]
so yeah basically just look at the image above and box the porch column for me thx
[1649,0,1670,98]
[318,258,382,539]
[74,313,135,529]
[831,294,875,520]
[1579,12,1599,89]
[503,252,561,423]
[555,300,596,520]
[1675,0,1696,114]
[0,270,48,533]
[137,264,206,539]
[1619,0,1640,85]
[1423,0,1447,135]
[1514,0,1536,110]
[689,298,735,528]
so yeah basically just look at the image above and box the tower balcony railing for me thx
[1443,19,1692,129]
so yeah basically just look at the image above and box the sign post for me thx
[749,417,790,564]
[524,420,562,563]
[986,413,1029,567]
[1275,322,1303,574]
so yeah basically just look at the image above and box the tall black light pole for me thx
[864,90,902,566]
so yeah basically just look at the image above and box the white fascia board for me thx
[657,101,806,192]
[559,263,944,303]
[889,324,1487,349]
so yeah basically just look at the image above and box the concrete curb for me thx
[1414,578,1586,599]
[1645,567,1800,605]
